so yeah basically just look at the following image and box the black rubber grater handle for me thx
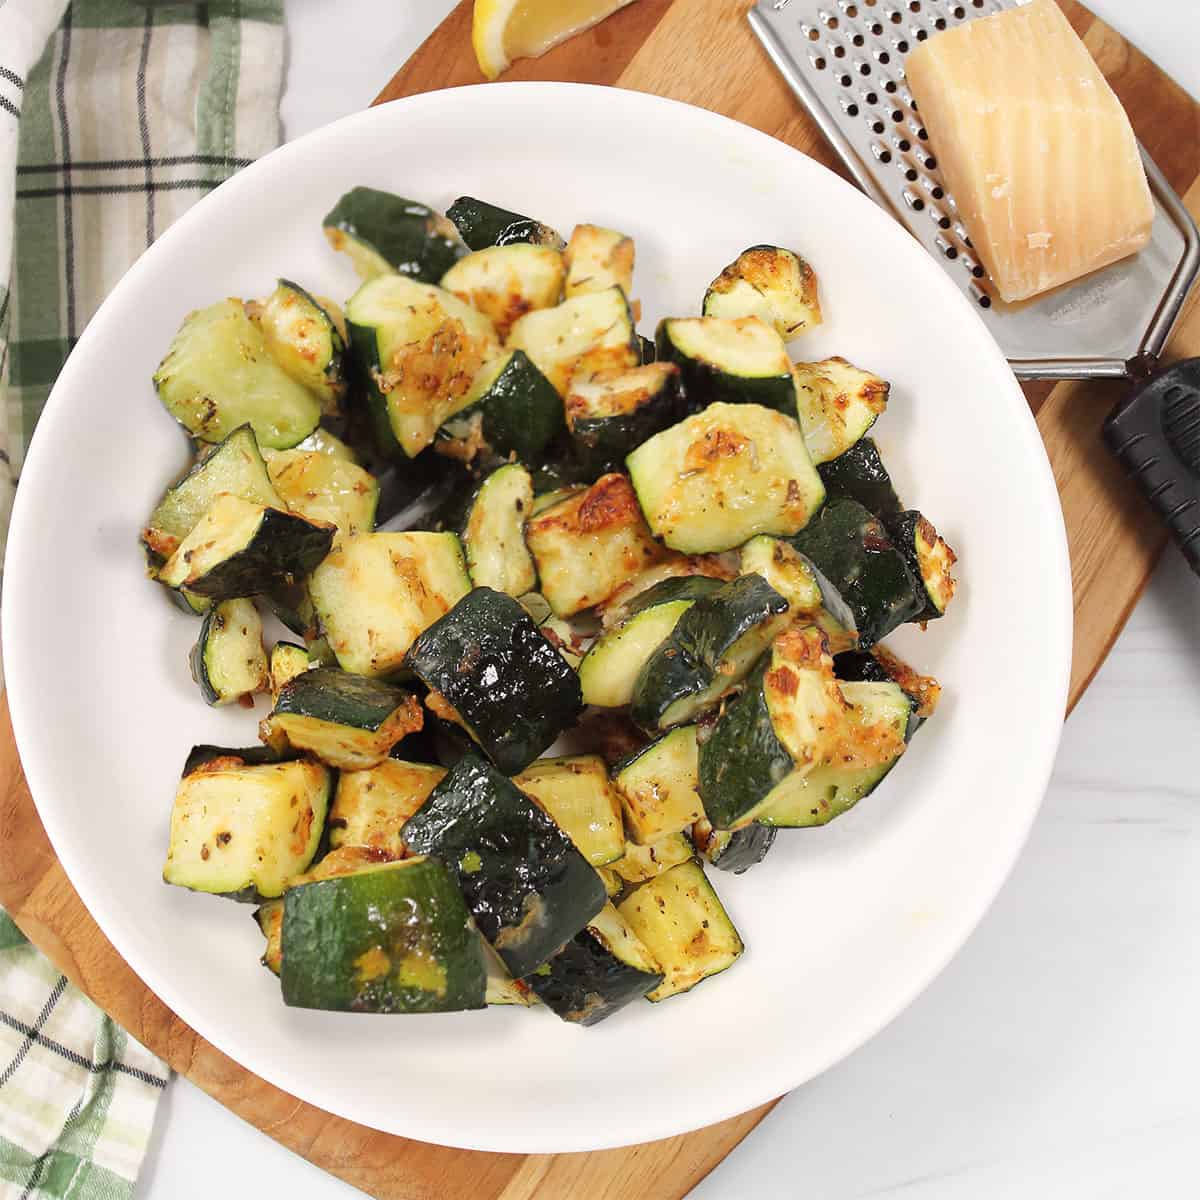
[1103,358,1200,577]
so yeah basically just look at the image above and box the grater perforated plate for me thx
[749,0,1200,380]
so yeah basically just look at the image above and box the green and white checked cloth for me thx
[0,1,285,1195]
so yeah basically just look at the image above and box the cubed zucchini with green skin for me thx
[440,244,565,338]
[159,494,334,600]
[263,448,378,540]
[268,642,311,700]
[141,425,283,567]
[691,818,777,874]
[618,862,743,1001]
[154,299,322,450]
[436,350,565,465]
[405,588,583,775]
[266,668,424,770]
[626,402,825,554]
[631,574,789,731]
[251,280,347,416]
[613,726,704,844]
[328,759,446,857]
[578,598,694,709]
[163,752,331,900]
[513,755,625,868]
[597,557,735,628]
[792,357,889,465]
[461,464,537,596]
[525,473,665,618]
[834,645,941,736]
[609,832,694,884]
[564,225,635,299]
[281,856,487,1013]
[885,511,957,622]
[817,436,902,520]
[323,187,466,283]
[402,753,606,978]
[189,598,268,706]
[787,499,922,647]
[657,316,796,413]
[508,287,639,397]
[703,245,822,340]
[527,903,663,1025]
[445,196,563,251]
[309,531,470,677]
[345,273,501,459]
[566,363,683,477]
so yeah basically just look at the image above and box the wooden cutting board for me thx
[0,3,1197,1198]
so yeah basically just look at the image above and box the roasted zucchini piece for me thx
[153,299,322,449]
[631,574,789,730]
[792,356,889,465]
[788,499,922,647]
[268,642,311,700]
[263,448,379,540]
[563,224,635,299]
[566,363,683,476]
[513,755,625,868]
[309,531,470,677]
[266,668,424,770]
[835,645,941,734]
[578,578,724,709]
[436,350,565,465]
[610,832,694,884]
[691,818,777,874]
[328,759,446,857]
[163,751,331,899]
[626,402,825,553]
[886,511,957,622]
[527,904,663,1025]
[508,287,639,397]
[740,534,858,653]
[251,280,347,416]
[657,316,796,413]
[440,244,565,338]
[518,591,588,671]
[323,187,465,283]
[281,856,487,1013]
[402,753,606,978]
[294,426,360,463]
[445,195,563,251]
[525,473,664,617]
[461,464,536,596]
[158,494,334,600]
[703,245,822,339]
[618,861,743,1001]
[597,556,735,628]
[817,436,902,520]
[142,424,282,566]
[254,901,284,975]
[345,273,501,459]
[613,726,704,844]
[405,588,583,775]
[189,598,268,706]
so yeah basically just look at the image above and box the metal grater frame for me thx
[749,0,1200,380]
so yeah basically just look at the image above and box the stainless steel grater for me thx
[749,0,1200,380]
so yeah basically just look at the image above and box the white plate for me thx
[3,84,1071,1154]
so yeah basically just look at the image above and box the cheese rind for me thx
[904,0,1153,304]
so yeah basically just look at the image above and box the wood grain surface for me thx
[1,3,1197,1198]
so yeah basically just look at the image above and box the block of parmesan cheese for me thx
[904,0,1154,304]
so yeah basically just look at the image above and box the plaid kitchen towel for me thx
[0,1,285,1195]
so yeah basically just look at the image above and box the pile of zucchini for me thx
[144,186,957,1025]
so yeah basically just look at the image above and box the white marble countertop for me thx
[137,2,1200,1195]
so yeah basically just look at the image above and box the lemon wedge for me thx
[473,0,637,80]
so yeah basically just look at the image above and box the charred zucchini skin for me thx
[405,588,583,775]
[323,188,464,282]
[280,857,487,1013]
[445,196,563,251]
[183,744,283,773]
[401,753,606,978]
[697,656,795,830]
[885,510,955,623]
[787,499,921,648]
[568,365,685,477]
[692,819,778,874]
[817,437,902,520]
[272,667,413,731]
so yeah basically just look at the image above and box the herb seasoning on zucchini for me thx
[189,598,268,706]
[792,356,889,465]
[703,245,822,339]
